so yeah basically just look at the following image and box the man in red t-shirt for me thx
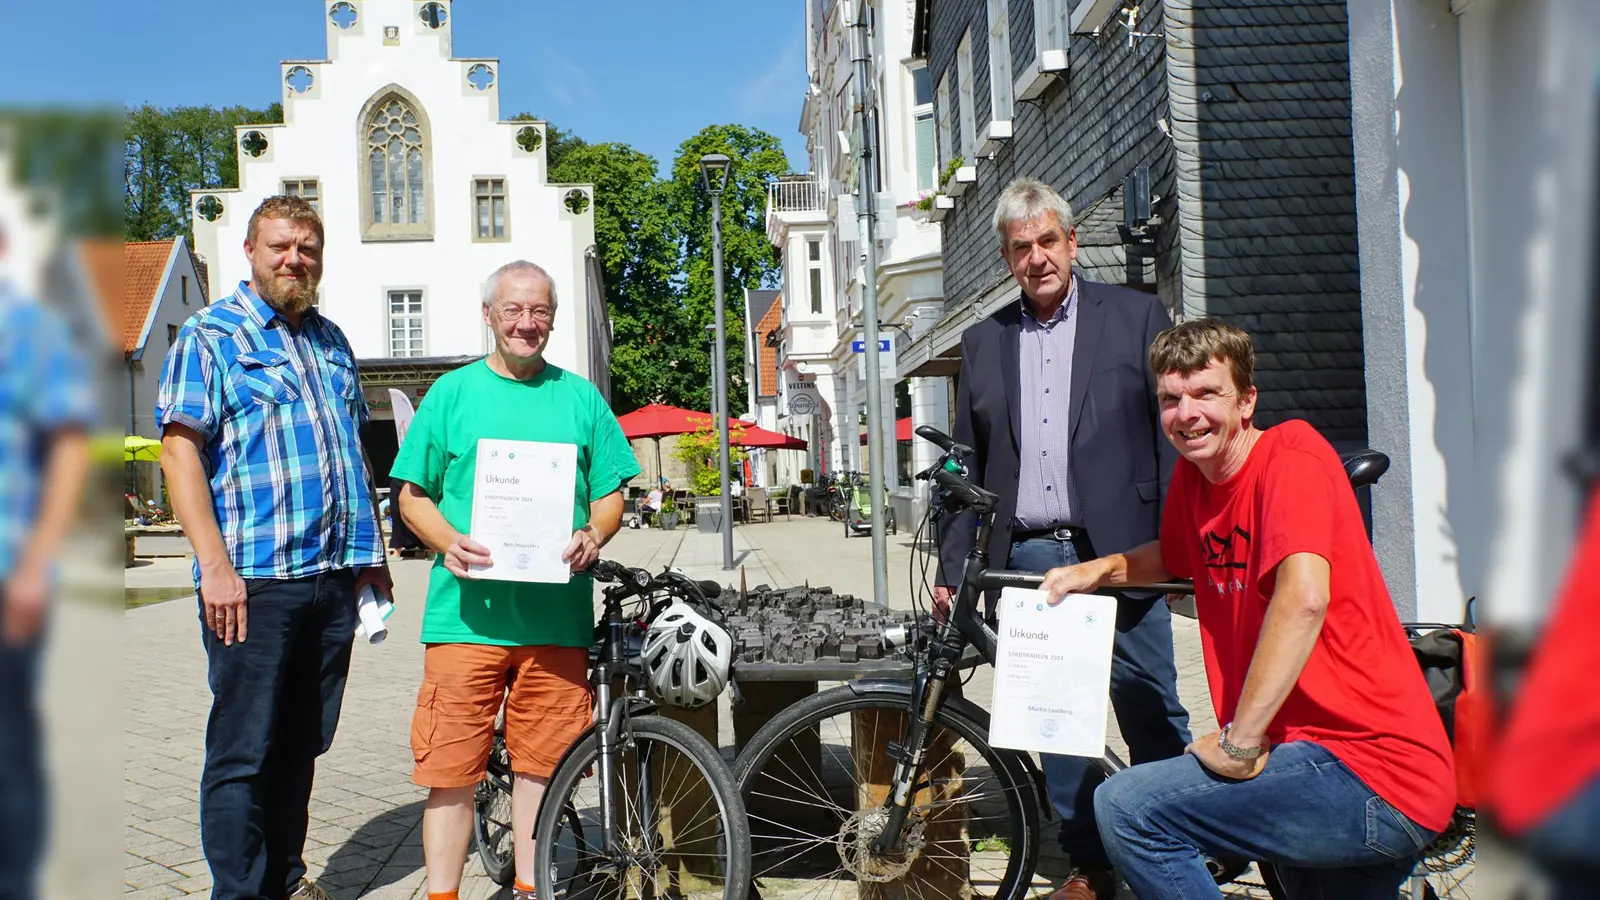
[1041,319,1455,899]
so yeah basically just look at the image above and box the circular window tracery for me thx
[329,2,357,29]
[516,126,542,153]
[286,66,314,94]
[197,195,224,222]
[467,64,496,91]
[241,131,269,158]
[563,189,590,215]
[420,2,447,28]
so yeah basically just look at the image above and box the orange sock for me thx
[514,879,535,892]
[427,892,459,900]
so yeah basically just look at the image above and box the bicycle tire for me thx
[535,715,751,900]
[474,735,516,886]
[734,684,1042,900]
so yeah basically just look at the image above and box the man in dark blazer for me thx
[936,178,1191,900]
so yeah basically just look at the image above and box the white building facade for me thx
[767,0,950,524]
[188,0,608,472]
[1348,0,1597,624]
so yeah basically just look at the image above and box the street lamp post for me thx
[849,6,890,607]
[700,153,735,570]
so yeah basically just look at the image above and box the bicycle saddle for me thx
[1339,450,1390,489]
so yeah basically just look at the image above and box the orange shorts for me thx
[411,643,591,788]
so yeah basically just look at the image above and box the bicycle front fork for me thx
[870,643,960,854]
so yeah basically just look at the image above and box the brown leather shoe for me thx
[287,879,333,900]
[1047,865,1117,900]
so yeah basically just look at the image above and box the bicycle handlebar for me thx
[584,560,722,605]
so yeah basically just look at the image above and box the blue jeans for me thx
[1006,535,1192,865]
[199,570,356,900]
[1096,741,1434,899]
[1523,773,1600,900]
[0,621,46,900]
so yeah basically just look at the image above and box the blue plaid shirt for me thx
[155,282,384,584]
[0,283,95,578]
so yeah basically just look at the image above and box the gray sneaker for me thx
[288,879,334,900]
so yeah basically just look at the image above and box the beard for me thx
[255,266,319,316]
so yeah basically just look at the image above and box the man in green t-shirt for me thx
[392,260,640,900]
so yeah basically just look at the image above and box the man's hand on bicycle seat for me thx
[1042,560,1113,604]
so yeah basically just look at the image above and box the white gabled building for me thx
[767,0,949,524]
[187,0,608,476]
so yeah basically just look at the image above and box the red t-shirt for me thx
[1160,420,1456,832]
[1489,488,1600,834]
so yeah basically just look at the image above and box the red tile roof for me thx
[755,295,783,398]
[77,239,123,347]
[123,240,174,353]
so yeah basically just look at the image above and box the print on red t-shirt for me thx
[1160,420,1456,832]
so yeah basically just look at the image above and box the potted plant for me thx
[658,494,680,530]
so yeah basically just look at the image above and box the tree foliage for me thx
[670,424,748,496]
[543,121,790,415]
[124,103,283,241]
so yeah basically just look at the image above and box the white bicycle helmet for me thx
[641,601,733,709]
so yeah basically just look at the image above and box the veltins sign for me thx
[784,376,823,417]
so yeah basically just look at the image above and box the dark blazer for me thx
[937,277,1177,588]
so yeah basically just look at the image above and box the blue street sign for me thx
[851,339,892,353]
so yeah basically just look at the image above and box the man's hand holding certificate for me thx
[988,586,1118,757]
[467,438,578,583]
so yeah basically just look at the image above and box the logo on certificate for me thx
[1039,718,1059,739]
[1036,603,1044,611]
[515,553,531,570]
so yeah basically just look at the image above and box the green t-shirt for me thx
[389,360,641,647]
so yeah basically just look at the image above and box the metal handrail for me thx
[767,178,825,213]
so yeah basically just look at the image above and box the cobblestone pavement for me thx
[121,516,1477,898]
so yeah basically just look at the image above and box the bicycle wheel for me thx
[535,715,750,900]
[474,734,516,886]
[735,684,1043,900]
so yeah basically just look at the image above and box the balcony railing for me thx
[767,177,826,213]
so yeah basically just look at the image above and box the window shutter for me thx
[915,114,936,191]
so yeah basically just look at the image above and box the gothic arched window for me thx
[360,88,432,240]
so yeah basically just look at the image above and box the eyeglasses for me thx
[494,305,554,324]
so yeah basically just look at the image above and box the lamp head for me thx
[699,153,732,195]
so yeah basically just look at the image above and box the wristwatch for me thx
[1219,724,1266,760]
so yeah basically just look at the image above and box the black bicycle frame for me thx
[589,582,656,860]
[870,459,1189,853]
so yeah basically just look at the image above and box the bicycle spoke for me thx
[765,730,855,813]
[752,832,841,874]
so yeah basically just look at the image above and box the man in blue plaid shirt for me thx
[0,219,93,900]
[157,196,391,900]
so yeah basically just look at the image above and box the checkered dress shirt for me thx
[0,283,95,578]
[155,282,383,584]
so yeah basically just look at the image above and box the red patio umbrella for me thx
[616,403,807,484]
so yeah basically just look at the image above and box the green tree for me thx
[545,137,688,413]
[671,424,748,496]
[123,103,283,241]
[669,125,790,416]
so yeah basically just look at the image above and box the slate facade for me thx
[921,0,1366,443]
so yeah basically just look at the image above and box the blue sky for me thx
[1,0,811,177]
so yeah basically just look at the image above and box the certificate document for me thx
[988,587,1117,757]
[468,439,578,583]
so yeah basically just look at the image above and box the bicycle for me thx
[471,559,751,899]
[732,425,1394,900]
